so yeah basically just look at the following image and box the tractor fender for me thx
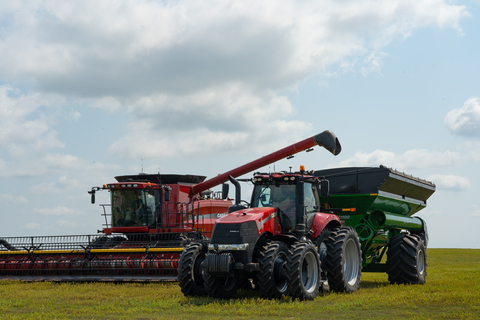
[308,213,341,239]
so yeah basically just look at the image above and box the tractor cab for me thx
[250,168,321,235]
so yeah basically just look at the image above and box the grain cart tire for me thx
[286,241,321,300]
[202,272,238,299]
[324,226,362,293]
[386,234,427,285]
[257,241,289,299]
[178,243,207,296]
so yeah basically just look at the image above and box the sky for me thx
[0,0,479,248]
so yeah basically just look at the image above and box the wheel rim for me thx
[301,251,319,293]
[318,242,327,265]
[417,249,425,275]
[274,252,288,293]
[221,277,237,291]
[344,238,360,286]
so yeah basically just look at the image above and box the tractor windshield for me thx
[252,184,297,229]
[110,189,156,227]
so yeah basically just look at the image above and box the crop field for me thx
[0,249,479,319]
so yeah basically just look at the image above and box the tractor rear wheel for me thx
[202,272,238,299]
[178,243,207,296]
[286,241,320,300]
[257,241,289,299]
[387,234,427,284]
[324,226,362,293]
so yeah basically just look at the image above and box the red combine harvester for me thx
[0,130,340,282]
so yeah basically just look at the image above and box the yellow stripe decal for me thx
[0,247,184,255]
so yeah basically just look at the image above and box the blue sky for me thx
[0,0,479,248]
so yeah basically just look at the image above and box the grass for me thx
[0,249,479,319]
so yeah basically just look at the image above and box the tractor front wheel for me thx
[324,226,362,293]
[386,234,427,284]
[286,241,320,300]
[202,272,238,299]
[177,243,207,296]
[257,241,289,299]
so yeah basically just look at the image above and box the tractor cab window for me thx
[111,189,155,227]
[252,184,296,230]
[304,182,319,221]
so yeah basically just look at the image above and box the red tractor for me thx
[178,135,362,300]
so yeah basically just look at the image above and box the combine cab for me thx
[0,130,340,282]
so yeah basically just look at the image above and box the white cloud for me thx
[445,97,480,137]
[0,1,469,160]
[30,176,81,194]
[427,174,470,191]
[33,206,82,216]
[0,194,28,204]
[24,222,42,230]
[0,85,65,154]
[338,149,459,170]
[0,1,467,98]
[109,83,312,158]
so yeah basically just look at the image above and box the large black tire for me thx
[314,228,331,280]
[202,272,238,299]
[286,241,321,300]
[324,226,362,293]
[387,234,427,284]
[177,243,207,296]
[257,241,289,299]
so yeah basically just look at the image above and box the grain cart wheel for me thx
[286,241,321,300]
[387,234,427,284]
[202,272,238,299]
[257,241,289,299]
[324,226,362,293]
[178,243,207,296]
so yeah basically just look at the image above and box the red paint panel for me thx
[309,213,342,239]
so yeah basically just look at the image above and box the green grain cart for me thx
[315,165,435,285]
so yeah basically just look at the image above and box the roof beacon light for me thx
[300,165,305,172]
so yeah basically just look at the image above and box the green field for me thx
[0,249,479,319]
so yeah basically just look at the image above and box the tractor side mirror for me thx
[222,183,229,200]
[320,180,330,198]
[89,191,95,204]
[164,187,171,202]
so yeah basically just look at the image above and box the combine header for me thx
[0,131,340,282]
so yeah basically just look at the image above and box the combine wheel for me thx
[386,234,426,284]
[324,226,362,293]
[178,243,207,296]
[202,272,238,299]
[257,241,289,299]
[286,241,320,300]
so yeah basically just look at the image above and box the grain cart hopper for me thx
[0,130,339,282]
[314,166,434,285]
[178,133,356,300]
